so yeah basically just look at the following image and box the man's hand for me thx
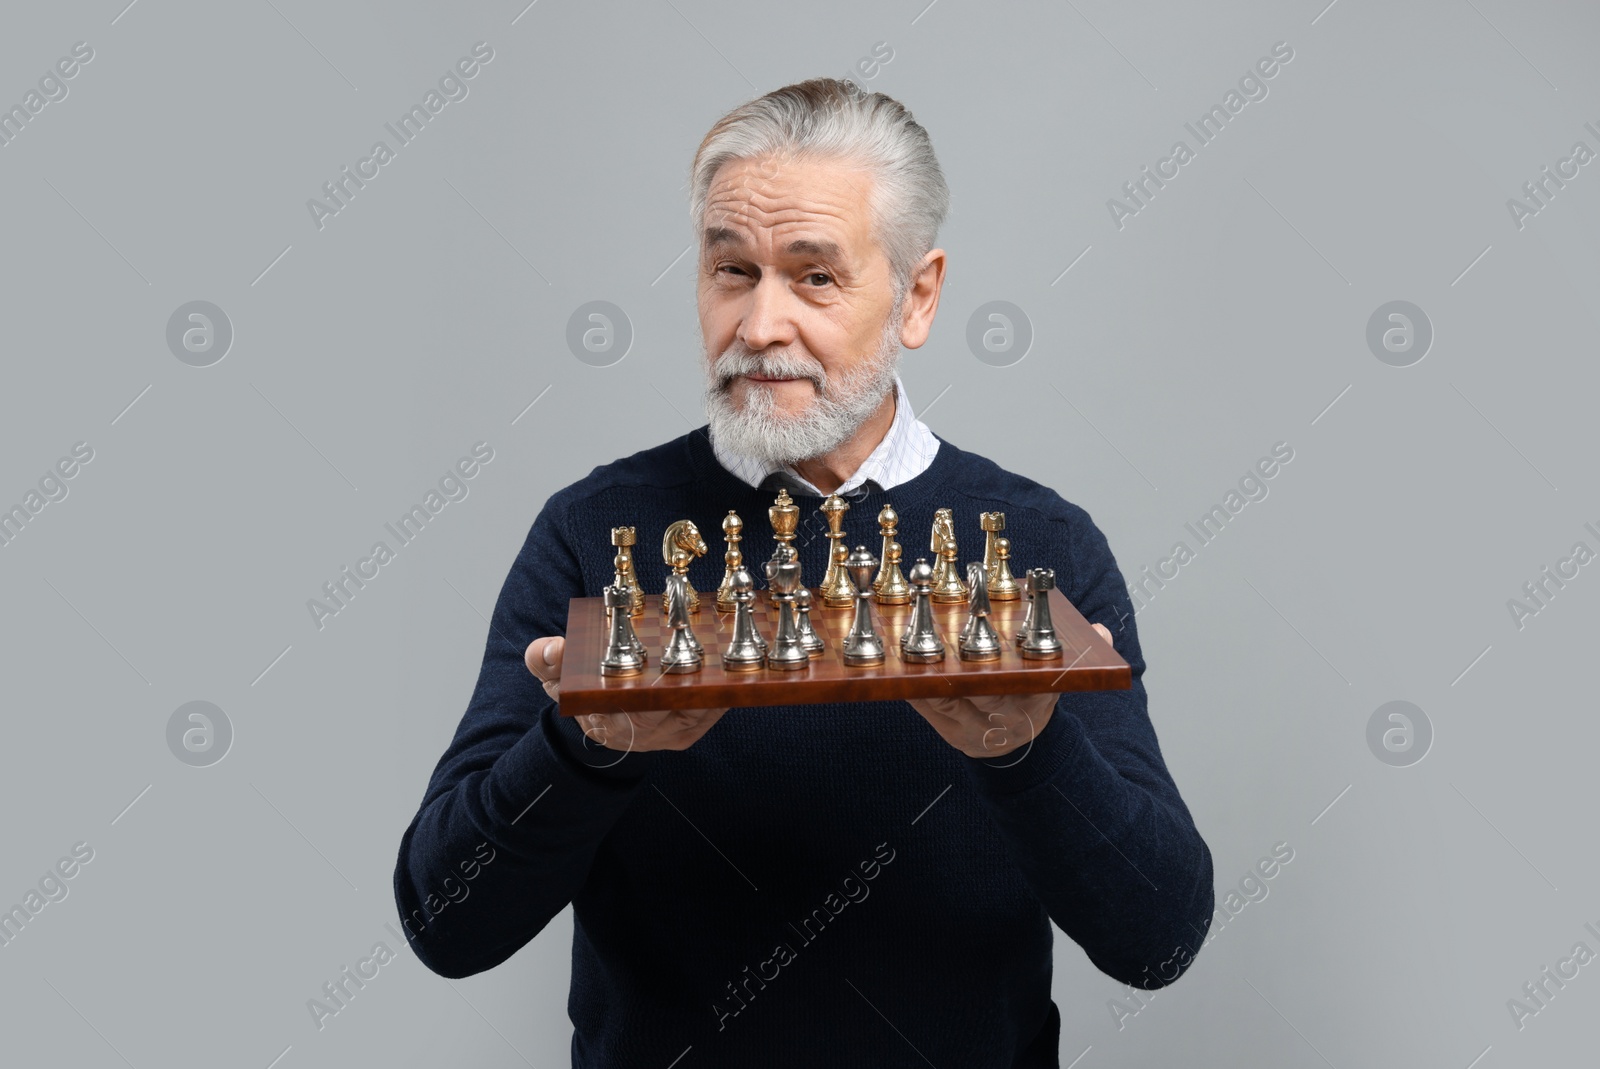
[906,623,1113,759]
[524,637,730,752]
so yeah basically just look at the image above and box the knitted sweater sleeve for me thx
[392,495,660,979]
[961,508,1215,988]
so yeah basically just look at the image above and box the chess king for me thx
[398,78,1214,1066]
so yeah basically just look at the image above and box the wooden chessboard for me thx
[557,586,1130,716]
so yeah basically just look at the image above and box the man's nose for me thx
[737,275,799,352]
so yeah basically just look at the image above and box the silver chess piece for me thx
[794,586,825,656]
[842,545,885,666]
[1015,582,1034,644]
[959,561,1002,661]
[764,542,810,671]
[599,583,645,676]
[660,571,704,673]
[720,566,766,672]
[1018,567,1064,659]
[899,557,945,663]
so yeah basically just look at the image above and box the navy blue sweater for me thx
[394,428,1214,1067]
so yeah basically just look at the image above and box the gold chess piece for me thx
[611,526,644,617]
[661,519,708,615]
[928,531,960,604]
[875,539,910,605]
[767,488,800,606]
[981,513,1021,601]
[819,493,855,608]
[929,508,968,603]
[990,537,1021,602]
[715,510,744,613]
[873,505,910,605]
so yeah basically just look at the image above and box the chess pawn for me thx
[794,586,825,656]
[764,542,810,671]
[599,583,646,676]
[987,529,1021,602]
[1019,568,1064,659]
[611,526,645,618]
[873,505,911,605]
[720,566,766,672]
[819,495,856,608]
[958,562,1002,661]
[841,546,885,666]
[660,571,704,673]
[929,531,968,604]
[900,558,945,663]
[715,510,744,613]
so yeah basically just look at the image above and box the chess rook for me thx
[981,513,1021,602]
[599,583,645,676]
[1018,567,1064,659]
[611,526,645,617]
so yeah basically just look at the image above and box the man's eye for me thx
[805,272,832,286]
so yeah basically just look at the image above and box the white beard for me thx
[703,303,904,468]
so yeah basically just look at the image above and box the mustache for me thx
[712,348,826,393]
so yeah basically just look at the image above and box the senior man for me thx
[395,78,1213,1067]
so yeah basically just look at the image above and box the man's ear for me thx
[898,248,947,350]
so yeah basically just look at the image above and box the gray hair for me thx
[689,78,950,300]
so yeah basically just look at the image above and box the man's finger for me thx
[1091,623,1112,647]
[525,636,564,681]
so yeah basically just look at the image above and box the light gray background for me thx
[2,1,1597,1066]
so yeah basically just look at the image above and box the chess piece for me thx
[990,537,1021,603]
[599,583,646,676]
[715,510,745,613]
[1015,584,1034,645]
[958,562,1001,661]
[819,494,855,608]
[611,526,645,617]
[609,535,646,659]
[981,514,1021,602]
[875,540,910,605]
[1018,568,1064,659]
[929,523,968,604]
[794,586,825,656]
[661,519,708,614]
[663,548,702,654]
[720,566,766,672]
[900,557,945,663]
[766,488,799,607]
[842,545,885,666]
[660,570,703,673]
[764,543,810,670]
[928,509,967,603]
[873,505,910,605]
